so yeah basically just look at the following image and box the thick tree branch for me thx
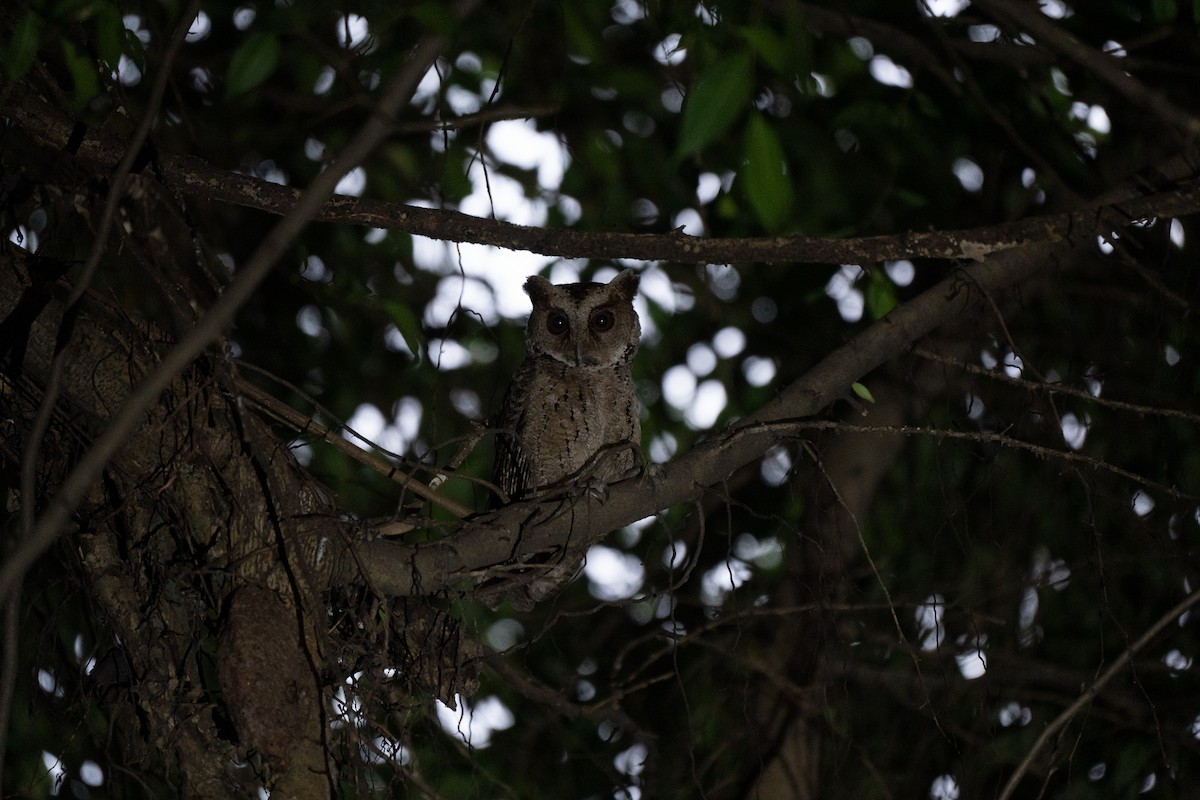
[334,128,1200,600]
[338,237,1072,599]
[179,167,1200,264]
[8,83,1200,268]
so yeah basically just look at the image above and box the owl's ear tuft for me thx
[610,268,640,300]
[524,275,554,303]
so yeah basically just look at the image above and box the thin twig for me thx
[974,0,1200,137]
[235,376,474,518]
[804,440,954,744]
[913,347,1200,425]
[998,586,1200,800]
[726,419,1199,503]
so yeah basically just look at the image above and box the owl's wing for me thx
[492,362,534,502]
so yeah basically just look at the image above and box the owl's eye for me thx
[590,309,615,332]
[546,313,569,336]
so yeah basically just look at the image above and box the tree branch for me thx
[338,237,1074,599]
[178,168,1200,264]
[8,81,1200,267]
[235,375,474,519]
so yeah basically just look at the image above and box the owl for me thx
[494,268,642,503]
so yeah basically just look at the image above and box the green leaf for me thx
[60,38,101,107]
[2,12,41,82]
[742,113,794,231]
[94,5,125,70]
[737,25,788,73]
[676,53,753,159]
[409,1,459,36]
[383,300,424,362]
[226,31,281,97]
[564,6,602,62]
[865,270,897,319]
[851,382,876,403]
[123,26,148,73]
[51,0,97,20]
[1150,0,1177,21]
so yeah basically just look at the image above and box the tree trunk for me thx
[3,241,335,796]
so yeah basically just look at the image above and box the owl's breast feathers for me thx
[494,355,640,501]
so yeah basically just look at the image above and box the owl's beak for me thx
[575,342,585,366]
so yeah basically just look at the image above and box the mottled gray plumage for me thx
[494,269,642,502]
